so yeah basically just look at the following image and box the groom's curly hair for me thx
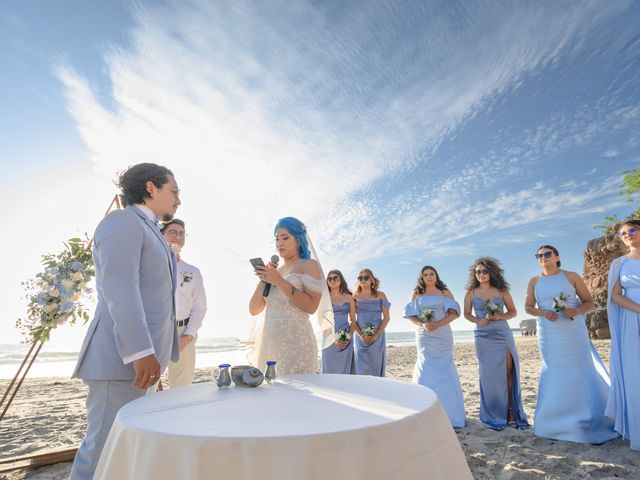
[117,163,174,207]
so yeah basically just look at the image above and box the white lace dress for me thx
[248,273,321,374]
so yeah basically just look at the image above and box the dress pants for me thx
[167,325,196,388]
[69,380,145,480]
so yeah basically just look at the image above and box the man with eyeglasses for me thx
[161,219,208,387]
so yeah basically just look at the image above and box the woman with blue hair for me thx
[248,217,334,374]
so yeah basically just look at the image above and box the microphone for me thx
[263,255,280,297]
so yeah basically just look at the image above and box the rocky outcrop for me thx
[583,224,627,339]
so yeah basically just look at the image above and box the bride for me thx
[248,217,333,374]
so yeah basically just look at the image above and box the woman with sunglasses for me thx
[353,269,390,377]
[403,266,465,428]
[322,270,356,374]
[606,220,640,450]
[463,257,529,430]
[524,245,616,444]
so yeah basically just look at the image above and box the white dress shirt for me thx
[176,259,207,338]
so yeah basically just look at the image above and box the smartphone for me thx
[249,257,266,270]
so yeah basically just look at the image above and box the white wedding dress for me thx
[248,273,324,374]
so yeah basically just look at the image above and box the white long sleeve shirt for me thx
[176,259,207,338]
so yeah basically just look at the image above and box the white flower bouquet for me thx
[17,237,95,343]
[484,300,500,318]
[362,323,377,337]
[335,329,351,347]
[418,308,434,323]
[552,292,574,320]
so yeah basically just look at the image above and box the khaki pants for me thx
[168,325,196,388]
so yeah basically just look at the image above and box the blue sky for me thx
[1,0,638,346]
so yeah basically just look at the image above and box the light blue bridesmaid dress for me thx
[321,302,354,374]
[354,299,389,377]
[534,272,617,443]
[606,257,640,450]
[404,296,465,428]
[472,296,529,430]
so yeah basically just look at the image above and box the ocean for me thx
[0,330,521,380]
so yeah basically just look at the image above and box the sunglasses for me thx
[534,251,554,259]
[474,269,489,276]
[618,227,639,238]
[327,275,340,282]
[357,275,370,281]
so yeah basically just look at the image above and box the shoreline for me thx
[1,337,638,479]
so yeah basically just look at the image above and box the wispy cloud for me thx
[52,1,635,324]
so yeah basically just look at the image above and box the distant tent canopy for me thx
[519,319,537,335]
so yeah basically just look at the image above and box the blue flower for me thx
[70,261,83,271]
[36,292,48,305]
[59,300,74,313]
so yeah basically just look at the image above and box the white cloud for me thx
[47,0,633,339]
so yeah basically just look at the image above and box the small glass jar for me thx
[265,360,277,384]
[216,364,232,389]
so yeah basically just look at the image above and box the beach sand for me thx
[1,337,638,479]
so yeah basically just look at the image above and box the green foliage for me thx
[596,167,640,231]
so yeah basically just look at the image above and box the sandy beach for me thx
[1,337,638,479]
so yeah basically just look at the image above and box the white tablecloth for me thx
[95,374,471,480]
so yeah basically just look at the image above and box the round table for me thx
[94,374,471,479]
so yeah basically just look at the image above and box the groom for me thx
[70,163,181,480]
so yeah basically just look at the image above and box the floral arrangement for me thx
[362,323,377,337]
[418,308,434,323]
[484,300,500,318]
[181,272,193,286]
[17,237,95,343]
[335,329,351,346]
[552,292,574,320]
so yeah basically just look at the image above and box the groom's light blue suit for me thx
[70,205,179,480]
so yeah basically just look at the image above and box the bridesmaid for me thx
[322,270,356,374]
[463,257,529,430]
[606,220,640,451]
[404,266,465,428]
[524,245,616,444]
[353,269,390,377]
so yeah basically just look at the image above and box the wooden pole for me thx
[0,341,45,423]
[0,341,37,411]
[0,446,78,473]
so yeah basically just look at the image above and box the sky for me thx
[1,0,639,348]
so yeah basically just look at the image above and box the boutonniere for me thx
[181,272,193,287]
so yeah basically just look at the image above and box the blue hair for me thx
[274,217,310,259]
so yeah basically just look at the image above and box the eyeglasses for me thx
[327,275,340,282]
[618,227,639,238]
[475,269,489,276]
[534,251,553,259]
[357,275,370,281]
[165,229,187,238]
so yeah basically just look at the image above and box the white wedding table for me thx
[94,374,472,480]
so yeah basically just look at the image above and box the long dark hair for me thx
[537,245,561,267]
[414,265,448,297]
[355,268,380,296]
[118,163,174,207]
[466,256,510,292]
[326,269,352,295]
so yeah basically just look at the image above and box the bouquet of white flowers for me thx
[335,329,351,346]
[484,299,500,318]
[553,292,574,320]
[418,308,434,323]
[17,237,95,343]
[362,323,377,336]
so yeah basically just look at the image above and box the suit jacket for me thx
[72,205,180,380]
